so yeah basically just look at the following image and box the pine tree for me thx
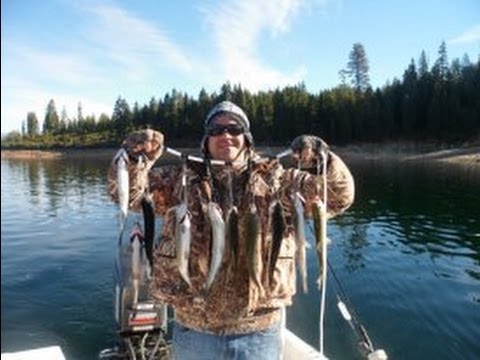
[341,43,371,91]
[26,112,39,136]
[432,41,449,82]
[112,97,133,139]
[43,99,59,134]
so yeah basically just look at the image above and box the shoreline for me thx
[1,144,479,166]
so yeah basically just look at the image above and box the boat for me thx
[2,346,66,360]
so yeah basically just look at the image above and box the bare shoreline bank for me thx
[1,145,479,166]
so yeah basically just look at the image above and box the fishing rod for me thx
[327,259,388,360]
[306,220,387,360]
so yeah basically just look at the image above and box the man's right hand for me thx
[290,134,329,165]
[123,129,164,161]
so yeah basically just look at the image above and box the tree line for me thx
[3,41,479,149]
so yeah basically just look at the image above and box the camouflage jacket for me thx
[108,149,354,335]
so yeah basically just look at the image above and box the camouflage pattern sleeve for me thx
[107,129,180,215]
[289,151,355,218]
[288,134,354,217]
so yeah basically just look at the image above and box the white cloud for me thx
[5,43,105,87]
[1,0,327,133]
[85,4,196,78]
[1,2,199,134]
[200,0,311,91]
[448,24,480,45]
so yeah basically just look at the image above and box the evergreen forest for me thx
[2,42,479,149]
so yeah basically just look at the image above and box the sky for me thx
[2,0,479,134]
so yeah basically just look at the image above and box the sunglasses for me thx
[206,124,244,136]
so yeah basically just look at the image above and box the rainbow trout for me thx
[175,203,192,286]
[141,196,155,269]
[294,191,308,293]
[226,206,239,271]
[205,202,226,290]
[268,200,286,285]
[246,203,265,297]
[114,148,129,239]
[130,223,143,305]
[226,170,239,271]
[312,200,327,289]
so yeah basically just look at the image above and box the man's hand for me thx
[290,135,329,165]
[123,129,164,161]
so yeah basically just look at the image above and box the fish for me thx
[175,203,192,286]
[226,206,239,271]
[268,200,286,285]
[225,170,239,271]
[130,223,143,305]
[114,148,129,240]
[141,196,155,269]
[205,202,226,290]
[312,200,327,289]
[246,203,265,297]
[293,191,308,293]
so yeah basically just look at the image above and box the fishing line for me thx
[181,154,189,204]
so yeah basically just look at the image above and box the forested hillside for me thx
[3,42,479,149]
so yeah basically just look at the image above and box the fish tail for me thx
[179,267,192,287]
[253,275,266,299]
[118,212,126,237]
[301,266,309,293]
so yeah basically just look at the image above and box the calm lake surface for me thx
[1,154,479,360]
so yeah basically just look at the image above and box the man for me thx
[108,100,354,359]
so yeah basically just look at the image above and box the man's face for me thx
[206,114,247,162]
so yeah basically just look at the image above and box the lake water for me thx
[1,154,479,360]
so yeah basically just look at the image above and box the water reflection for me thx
[2,157,111,217]
[2,156,479,360]
[337,160,480,276]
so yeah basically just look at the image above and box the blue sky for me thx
[2,0,479,134]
